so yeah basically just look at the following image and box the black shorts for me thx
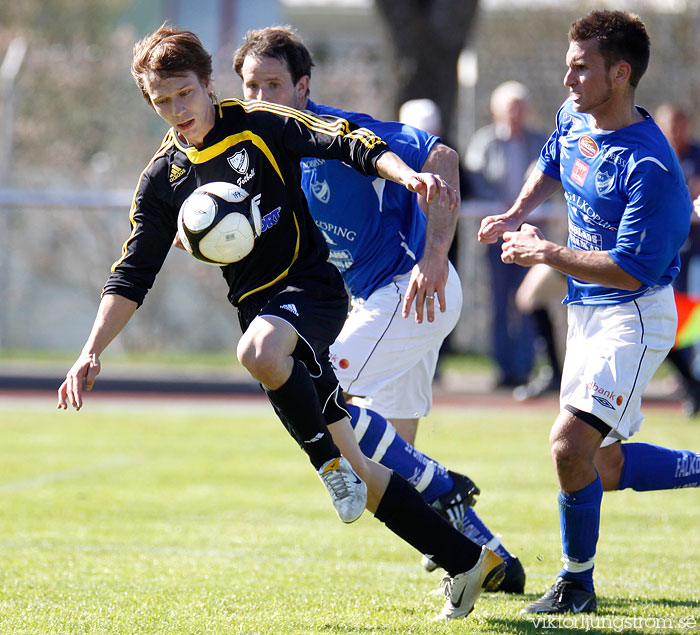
[236,262,349,376]
[236,263,350,424]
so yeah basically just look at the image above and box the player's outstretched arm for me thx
[57,294,138,410]
[478,168,561,244]
[375,151,459,211]
[403,143,460,323]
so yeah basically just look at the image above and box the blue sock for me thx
[618,443,700,491]
[347,405,452,501]
[347,406,517,565]
[461,507,514,566]
[557,474,603,593]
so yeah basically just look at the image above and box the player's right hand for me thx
[478,214,521,244]
[57,352,101,411]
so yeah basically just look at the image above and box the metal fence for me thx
[0,189,567,355]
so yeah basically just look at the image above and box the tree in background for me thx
[374,0,478,138]
[1,0,159,190]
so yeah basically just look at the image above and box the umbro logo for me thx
[592,394,615,409]
[169,164,186,183]
[281,303,298,316]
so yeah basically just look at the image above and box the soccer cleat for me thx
[433,547,506,621]
[521,578,597,614]
[425,549,526,595]
[486,555,526,594]
[430,470,480,533]
[317,456,367,523]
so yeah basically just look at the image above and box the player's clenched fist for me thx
[500,223,546,266]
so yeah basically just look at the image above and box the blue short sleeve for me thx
[609,160,691,287]
[536,130,561,181]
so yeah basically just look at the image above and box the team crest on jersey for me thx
[311,179,331,204]
[571,158,590,186]
[595,170,615,195]
[228,149,249,174]
[578,135,599,158]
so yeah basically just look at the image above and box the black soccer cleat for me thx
[487,556,526,594]
[521,578,597,614]
[430,470,480,533]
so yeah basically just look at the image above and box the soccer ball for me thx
[177,182,262,265]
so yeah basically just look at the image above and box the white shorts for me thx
[330,262,462,419]
[560,285,676,447]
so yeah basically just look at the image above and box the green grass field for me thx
[0,398,698,634]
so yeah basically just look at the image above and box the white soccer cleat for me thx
[317,456,367,523]
[433,546,506,621]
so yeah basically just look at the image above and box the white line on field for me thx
[0,456,143,492]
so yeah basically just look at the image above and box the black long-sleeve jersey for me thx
[103,98,388,308]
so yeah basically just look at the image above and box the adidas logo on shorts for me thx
[281,303,299,316]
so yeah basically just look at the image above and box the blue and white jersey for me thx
[537,98,692,305]
[302,100,438,299]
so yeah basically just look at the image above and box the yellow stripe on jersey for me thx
[345,129,385,150]
[237,99,349,134]
[110,130,176,274]
[173,129,285,185]
[228,99,386,151]
[237,210,301,304]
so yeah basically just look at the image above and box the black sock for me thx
[374,472,482,576]
[265,359,341,470]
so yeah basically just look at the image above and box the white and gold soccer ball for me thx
[177,182,262,265]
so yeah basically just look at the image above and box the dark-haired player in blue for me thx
[480,9,700,614]
[233,26,525,594]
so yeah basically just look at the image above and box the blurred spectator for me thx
[399,98,473,207]
[466,81,547,388]
[399,99,442,136]
[655,103,700,415]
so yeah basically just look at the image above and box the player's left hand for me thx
[57,352,102,411]
[693,195,700,221]
[406,173,458,211]
[501,223,547,267]
[402,255,448,323]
